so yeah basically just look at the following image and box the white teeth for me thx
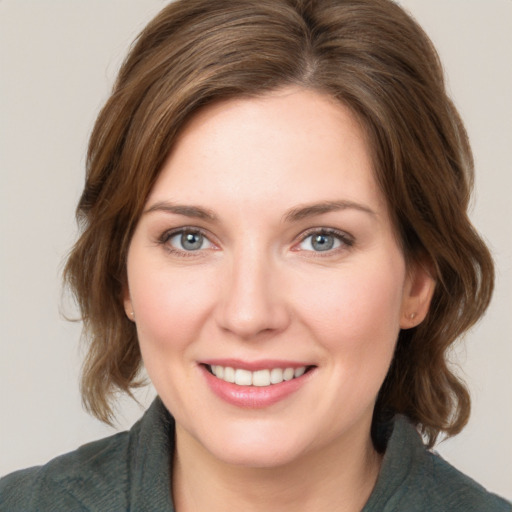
[209,365,308,387]
[283,368,295,381]
[235,369,252,386]
[294,366,306,378]
[270,368,283,384]
[252,369,270,387]
[224,366,235,383]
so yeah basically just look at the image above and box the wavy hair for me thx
[64,0,493,447]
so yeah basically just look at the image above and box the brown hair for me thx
[64,0,493,447]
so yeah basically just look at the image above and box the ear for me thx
[123,286,136,322]
[400,260,436,329]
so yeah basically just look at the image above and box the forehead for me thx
[148,87,386,217]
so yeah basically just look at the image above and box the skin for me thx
[124,87,434,511]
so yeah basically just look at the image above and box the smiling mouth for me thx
[205,364,314,387]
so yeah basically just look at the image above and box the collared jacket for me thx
[0,398,509,511]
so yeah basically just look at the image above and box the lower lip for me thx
[201,366,313,408]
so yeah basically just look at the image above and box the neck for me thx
[172,422,382,512]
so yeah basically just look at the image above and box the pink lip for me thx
[199,362,315,409]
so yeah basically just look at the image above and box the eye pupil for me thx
[181,232,203,250]
[312,234,334,251]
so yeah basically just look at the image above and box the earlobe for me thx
[400,261,436,329]
[123,289,136,322]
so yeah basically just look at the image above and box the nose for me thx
[215,248,291,340]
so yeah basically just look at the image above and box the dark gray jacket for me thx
[1,398,509,511]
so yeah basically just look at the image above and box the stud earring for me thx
[408,312,417,320]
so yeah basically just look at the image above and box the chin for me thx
[209,439,306,469]
[188,418,315,469]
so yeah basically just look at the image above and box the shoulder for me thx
[367,415,511,512]
[0,399,174,512]
[0,429,134,512]
[397,417,511,511]
[422,450,510,511]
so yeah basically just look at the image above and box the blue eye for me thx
[167,230,212,251]
[298,230,351,252]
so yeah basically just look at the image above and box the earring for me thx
[408,312,417,320]
[130,311,135,320]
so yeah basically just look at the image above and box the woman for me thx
[1,0,509,510]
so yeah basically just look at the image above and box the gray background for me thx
[1,0,511,499]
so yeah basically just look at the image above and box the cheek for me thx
[292,259,406,414]
[293,259,405,359]
[128,262,217,354]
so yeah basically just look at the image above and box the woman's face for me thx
[125,87,433,468]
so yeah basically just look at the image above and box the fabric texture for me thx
[0,398,509,511]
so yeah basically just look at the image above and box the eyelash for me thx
[158,227,215,258]
[294,228,354,255]
[157,227,354,257]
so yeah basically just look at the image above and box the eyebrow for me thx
[144,201,218,221]
[283,200,376,222]
[144,199,375,223]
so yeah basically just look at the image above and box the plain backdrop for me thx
[1,0,511,500]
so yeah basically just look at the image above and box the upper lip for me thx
[200,358,314,371]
